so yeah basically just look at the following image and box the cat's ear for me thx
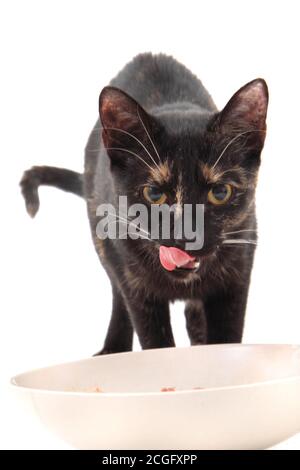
[99,86,152,160]
[219,79,268,144]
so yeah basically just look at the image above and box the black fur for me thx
[21,53,268,353]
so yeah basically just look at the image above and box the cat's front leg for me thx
[94,285,134,355]
[204,285,249,344]
[126,292,175,350]
[184,299,207,345]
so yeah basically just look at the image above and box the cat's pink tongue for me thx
[159,246,196,272]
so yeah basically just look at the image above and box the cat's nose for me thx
[173,238,197,251]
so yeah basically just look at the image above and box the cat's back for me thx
[110,53,216,112]
[84,53,216,199]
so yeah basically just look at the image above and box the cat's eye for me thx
[143,186,167,205]
[208,183,232,205]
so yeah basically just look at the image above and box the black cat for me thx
[21,53,268,354]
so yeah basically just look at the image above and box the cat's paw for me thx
[93,346,132,356]
[93,347,119,356]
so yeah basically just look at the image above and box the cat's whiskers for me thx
[212,129,266,169]
[107,212,151,237]
[223,229,257,236]
[133,234,155,242]
[97,119,165,179]
[106,212,154,241]
[102,126,161,171]
[105,147,154,171]
[222,238,257,246]
[136,105,162,165]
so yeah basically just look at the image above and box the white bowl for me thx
[11,344,300,450]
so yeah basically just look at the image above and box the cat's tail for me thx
[20,166,84,217]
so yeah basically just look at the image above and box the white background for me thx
[1,0,300,449]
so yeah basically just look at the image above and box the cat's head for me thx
[98,80,268,277]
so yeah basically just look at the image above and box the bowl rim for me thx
[10,343,300,398]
